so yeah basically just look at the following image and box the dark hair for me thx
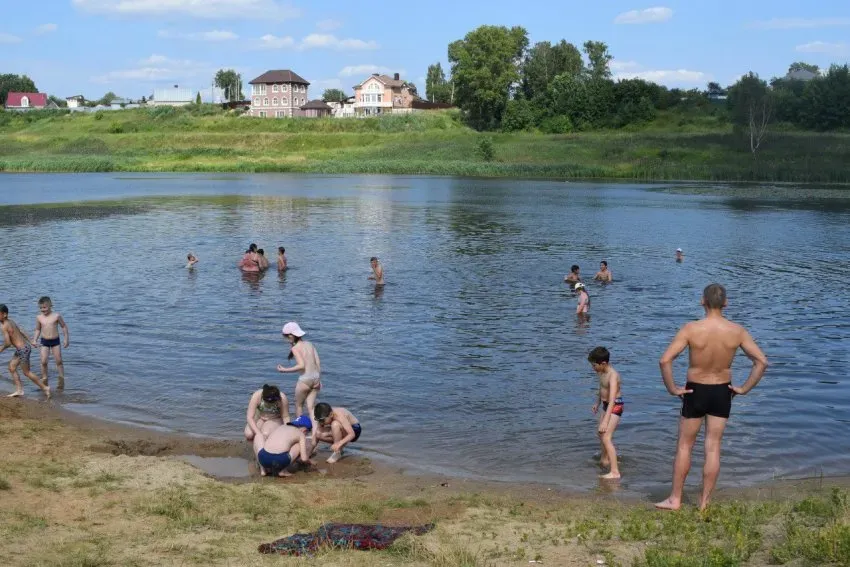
[370,256,378,262]
[249,243,257,252]
[187,254,192,260]
[287,336,301,360]
[600,261,607,267]
[258,249,265,256]
[261,384,281,402]
[278,247,285,254]
[38,296,52,306]
[571,265,580,273]
[703,283,727,309]
[314,402,332,421]
[0,304,7,314]
[587,346,610,364]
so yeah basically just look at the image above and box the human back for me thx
[685,317,747,385]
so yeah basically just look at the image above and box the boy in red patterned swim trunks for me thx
[0,305,50,398]
[588,346,622,480]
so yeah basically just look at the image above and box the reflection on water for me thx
[0,173,849,493]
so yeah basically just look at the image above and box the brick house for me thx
[5,92,48,111]
[300,99,333,118]
[352,73,415,116]
[249,70,310,118]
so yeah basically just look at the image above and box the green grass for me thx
[2,105,850,182]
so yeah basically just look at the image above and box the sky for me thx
[1,0,849,100]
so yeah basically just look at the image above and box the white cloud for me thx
[309,78,343,90]
[0,32,23,43]
[35,23,58,34]
[299,33,378,51]
[751,17,850,30]
[339,65,399,78]
[316,19,342,31]
[72,0,300,20]
[610,59,641,72]
[796,41,850,55]
[93,54,209,83]
[614,6,673,25]
[617,69,709,86]
[158,29,238,41]
[254,34,295,49]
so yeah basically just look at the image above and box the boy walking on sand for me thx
[589,346,622,479]
[32,296,70,390]
[0,305,50,398]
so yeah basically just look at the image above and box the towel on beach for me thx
[258,522,435,556]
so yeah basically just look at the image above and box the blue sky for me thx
[1,0,849,100]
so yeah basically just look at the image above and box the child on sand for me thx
[0,305,50,398]
[589,346,622,479]
[313,402,362,464]
[186,253,199,269]
[32,296,70,390]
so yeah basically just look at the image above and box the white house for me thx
[66,95,85,108]
[149,86,195,107]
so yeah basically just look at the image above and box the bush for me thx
[476,136,495,161]
[107,121,124,134]
[94,111,104,121]
[502,98,534,132]
[539,115,574,134]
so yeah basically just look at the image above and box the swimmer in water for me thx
[594,261,613,282]
[676,248,684,262]
[257,249,270,271]
[655,284,768,512]
[186,253,198,269]
[277,247,287,272]
[239,244,260,273]
[368,257,384,285]
[564,264,581,286]
[589,346,623,480]
[575,282,590,315]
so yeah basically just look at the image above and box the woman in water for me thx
[277,322,322,429]
[238,243,260,273]
[575,282,590,315]
[244,384,290,441]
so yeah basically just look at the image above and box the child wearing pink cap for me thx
[277,322,322,431]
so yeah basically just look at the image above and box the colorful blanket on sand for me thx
[258,522,435,556]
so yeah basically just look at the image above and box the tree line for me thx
[425,25,850,136]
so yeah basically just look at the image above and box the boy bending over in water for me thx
[32,296,70,389]
[589,346,622,479]
[313,402,362,464]
[0,305,50,398]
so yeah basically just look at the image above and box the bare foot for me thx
[327,451,342,464]
[260,468,267,477]
[698,501,711,512]
[654,497,681,511]
[42,386,51,399]
[600,472,621,480]
[277,471,293,478]
[6,391,23,398]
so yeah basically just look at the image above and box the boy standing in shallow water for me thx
[589,346,622,480]
[0,305,50,398]
[32,296,70,390]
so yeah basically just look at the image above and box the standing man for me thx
[369,257,385,286]
[655,284,768,511]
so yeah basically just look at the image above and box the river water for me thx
[1,173,848,493]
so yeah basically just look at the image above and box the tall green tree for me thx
[322,88,347,103]
[96,91,118,106]
[521,40,583,100]
[448,25,529,130]
[425,62,451,103]
[0,74,37,105]
[727,72,772,154]
[214,68,243,101]
[799,64,850,131]
[789,62,820,75]
[47,95,67,108]
[582,41,612,81]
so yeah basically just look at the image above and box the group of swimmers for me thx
[244,321,362,477]
[234,243,287,273]
[0,297,69,399]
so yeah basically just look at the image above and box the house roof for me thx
[66,95,85,100]
[5,92,47,107]
[250,70,309,85]
[300,99,332,110]
[355,74,406,88]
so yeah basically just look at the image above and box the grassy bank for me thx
[1,107,849,183]
[0,399,848,566]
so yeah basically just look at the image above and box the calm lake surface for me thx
[1,173,849,493]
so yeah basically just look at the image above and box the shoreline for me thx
[1,398,848,566]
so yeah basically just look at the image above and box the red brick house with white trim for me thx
[249,70,310,118]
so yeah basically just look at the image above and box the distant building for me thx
[300,99,333,118]
[149,86,195,107]
[785,69,819,82]
[248,69,309,118]
[66,95,85,108]
[352,73,416,116]
[5,92,48,111]
[328,96,356,118]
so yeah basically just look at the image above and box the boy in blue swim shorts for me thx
[254,415,314,478]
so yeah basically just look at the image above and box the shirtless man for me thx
[0,305,50,398]
[32,296,70,389]
[655,284,768,511]
[368,257,384,285]
[594,261,613,282]
[564,265,581,286]
[253,418,314,477]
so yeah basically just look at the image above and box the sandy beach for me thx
[1,397,848,566]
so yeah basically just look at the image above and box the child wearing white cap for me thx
[575,282,590,315]
[676,248,684,262]
[277,322,322,433]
